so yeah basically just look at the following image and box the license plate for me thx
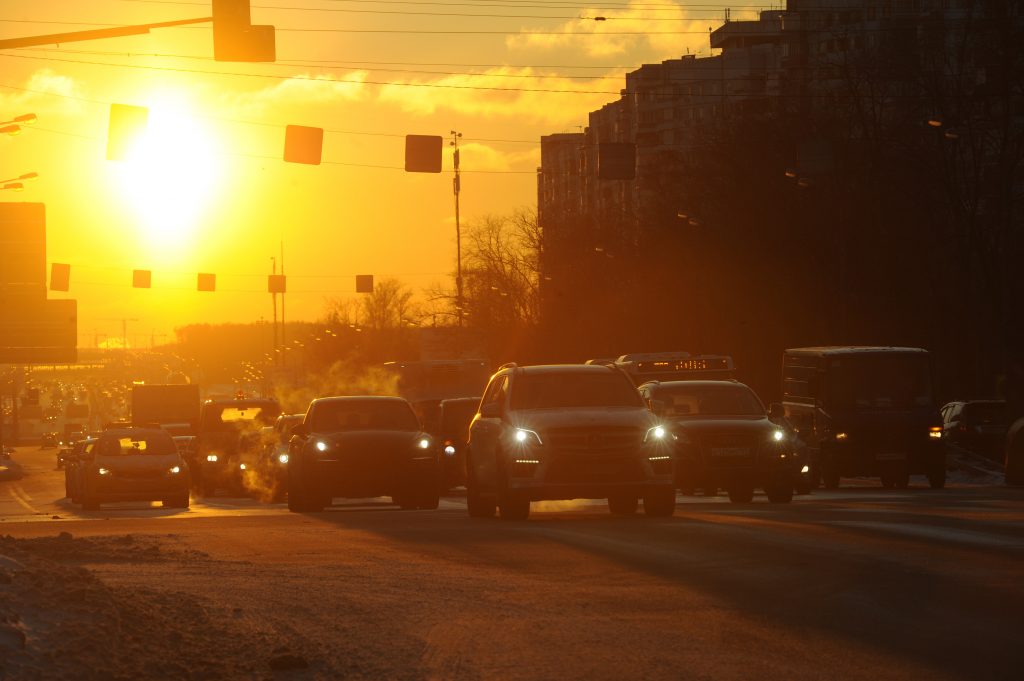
[875,452,906,461]
[711,447,750,458]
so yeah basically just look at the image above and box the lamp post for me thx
[0,172,39,192]
[451,130,463,327]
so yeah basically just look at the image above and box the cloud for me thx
[219,70,370,116]
[458,142,539,172]
[506,2,714,59]
[0,69,87,116]
[376,67,613,127]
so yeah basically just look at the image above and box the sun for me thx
[112,95,223,252]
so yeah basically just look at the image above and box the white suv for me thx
[465,363,676,520]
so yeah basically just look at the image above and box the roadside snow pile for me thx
[0,533,309,681]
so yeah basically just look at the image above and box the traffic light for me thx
[197,273,216,292]
[212,0,275,62]
[107,104,148,161]
[405,135,443,173]
[355,275,373,293]
[284,125,323,165]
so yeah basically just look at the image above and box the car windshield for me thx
[440,400,480,436]
[823,354,933,410]
[962,402,1008,425]
[98,434,176,456]
[510,372,643,410]
[310,401,420,432]
[655,384,765,417]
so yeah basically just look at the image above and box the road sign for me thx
[405,135,443,173]
[133,269,152,288]
[0,202,46,298]
[198,273,216,292]
[50,263,70,291]
[284,125,323,165]
[356,274,373,293]
[0,298,77,363]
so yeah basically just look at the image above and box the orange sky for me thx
[0,0,753,348]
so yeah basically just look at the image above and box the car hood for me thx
[669,415,779,436]
[511,407,657,433]
[310,430,431,450]
[93,452,185,470]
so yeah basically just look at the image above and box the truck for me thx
[130,384,201,436]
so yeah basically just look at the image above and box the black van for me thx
[777,347,946,489]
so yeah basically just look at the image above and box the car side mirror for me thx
[480,403,501,419]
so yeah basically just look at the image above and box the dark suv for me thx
[465,364,676,520]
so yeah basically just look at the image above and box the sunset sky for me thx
[1,0,759,347]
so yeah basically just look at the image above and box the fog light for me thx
[648,455,671,461]
[206,454,218,463]
[168,465,181,475]
[801,465,810,474]
[98,467,110,476]
[278,453,289,464]
[444,445,456,456]
[239,463,247,471]
[835,432,848,441]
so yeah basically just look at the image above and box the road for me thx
[2,446,1023,680]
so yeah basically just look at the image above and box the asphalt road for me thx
[2,446,1023,680]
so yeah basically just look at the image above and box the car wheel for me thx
[643,487,676,517]
[163,494,190,509]
[465,452,496,518]
[765,483,793,504]
[607,494,639,515]
[727,485,754,504]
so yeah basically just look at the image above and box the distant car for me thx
[287,396,441,512]
[188,398,281,497]
[466,363,677,521]
[642,380,800,503]
[64,437,99,503]
[436,397,481,489]
[253,413,304,502]
[40,432,59,449]
[941,400,1009,461]
[69,428,190,510]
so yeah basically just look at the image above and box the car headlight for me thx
[168,465,181,475]
[206,454,219,463]
[834,432,848,441]
[97,467,111,476]
[417,438,431,450]
[278,453,289,464]
[315,440,330,453]
[771,429,786,442]
[644,425,674,443]
[513,428,543,446]
[444,445,456,456]
[239,463,247,471]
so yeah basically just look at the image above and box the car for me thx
[64,437,99,503]
[253,413,304,502]
[40,432,59,449]
[940,400,1009,461]
[640,380,800,503]
[69,427,190,510]
[436,397,481,490]
[287,396,441,512]
[465,363,677,521]
[0,446,23,481]
[188,398,281,497]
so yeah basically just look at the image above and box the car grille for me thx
[546,426,642,451]
[546,453,645,483]
[114,469,162,480]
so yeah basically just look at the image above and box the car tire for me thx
[727,485,754,504]
[765,483,793,504]
[163,494,190,509]
[608,494,639,515]
[465,452,496,518]
[643,487,676,517]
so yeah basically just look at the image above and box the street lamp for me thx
[0,113,37,135]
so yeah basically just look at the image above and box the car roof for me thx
[440,397,481,406]
[785,346,929,356]
[508,364,618,375]
[99,428,172,439]
[310,395,411,404]
[646,380,749,390]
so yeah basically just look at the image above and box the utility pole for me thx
[271,256,278,364]
[280,241,286,366]
[451,130,463,327]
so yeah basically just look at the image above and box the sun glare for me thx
[112,96,222,252]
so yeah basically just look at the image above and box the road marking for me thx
[825,520,1024,550]
[7,485,41,514]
